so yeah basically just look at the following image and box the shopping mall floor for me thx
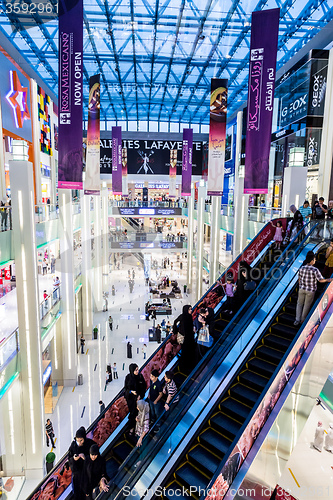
[17,253,197,500]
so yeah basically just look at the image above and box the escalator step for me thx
[229,383,260,406]
[175,462,210,494]
[105,456,121,478]
[188,444,221,476]
[164,481,192,500]
[210,412,242,439]
[277,313,295,326]
[264,334,291,351]
[113,440,135,462]
[199,428,232,457]
[215,318,229,329]
[219,397,250,422]
[238,370,269,392]
[255,345,284,364]
[284,303,297,314]
[270,323,297,340]
[247,357,277,378]
[174,373,187,387]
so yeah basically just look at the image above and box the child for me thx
[142,344,147,360]
[271,220,284,249]
[112,362,118,379]
[222,275,236,314]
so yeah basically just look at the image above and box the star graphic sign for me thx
[6,70,31,128]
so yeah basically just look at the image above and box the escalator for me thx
[122,217,141,231]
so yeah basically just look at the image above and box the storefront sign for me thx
[112,127,122,194]
[244,8,280,194]
[84,74,100,195]
[181,128,193,196]
[58,0,83,189]
[208,79,228,196]
[308,62,328,116]
[116,207,182,216]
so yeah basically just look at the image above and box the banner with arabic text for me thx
[169,149,177,198]
[181,128,193,196]
[244,8,280,194]
[112,127,122,195]
[122,148,128,196]
[208,79,228,195]
[84,74,100,195]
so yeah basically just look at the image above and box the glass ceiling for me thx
[0,0,332,127]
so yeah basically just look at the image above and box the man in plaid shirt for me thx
[294,251,333,326]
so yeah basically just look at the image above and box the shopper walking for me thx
[108,315,113,331]
[142,343,147,360]
[99,401,105,414]
[294,251,332,326]
[124,363,147,434]
[80,335,85,354]
[112,362,118,379]
[45,419,56,448]
[127,341,133,358]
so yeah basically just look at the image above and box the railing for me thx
[35,204,58,223]
[0,328,19,373]
[0,206,12,231]
[109,231,187,243]
[108,200,188,208]
[39,286,61,321]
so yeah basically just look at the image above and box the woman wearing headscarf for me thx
[124,364,147,433]
[173,305,196,374]
[82,444,109,498]
[68,427,96,500]
[285,205,304,243]
[234,261,253,311]
[135,400,150,447]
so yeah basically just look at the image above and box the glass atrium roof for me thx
[0,0,332,128]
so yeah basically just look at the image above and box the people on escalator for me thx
[234,262,254,311]
[323,239,333,278]
[68,426,96,500]
[124,363,147,434]
[284,205,304,244]
[148,370,163,428]
[298,200,312,223]
[270,220,284,250]
[327,201,333,238]
[294,251,333,326]
[221,275,236,314]
[173,305,197,374]
[82,444,109,498]
[312,197,328,239]
[163,371,179,411]
[135,400,150,447]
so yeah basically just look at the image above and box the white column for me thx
[318,48,333,200]
[93,192,103,311]
[233,111,249,259]
[59,189,77,385]
[186,183,195,292]
[0,102,6,200]
[81,194,93,336]
[195,180,206,302]
[281,167,308,215]
[209,196,221,285]
[9,159,45,480]
[102,185,109,295]
[30,79,42,204]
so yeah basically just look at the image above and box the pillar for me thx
[101,185,109,295]
[30,79,42,204]
[58,189,77,385]
[195,180,206,302]
[209,196,221,285]
[93,192,103,311]
[9,159,45,479]
[186,183,195,293]
[281,167,308,216]
[81,194,93,336]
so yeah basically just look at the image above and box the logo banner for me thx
[208,79,228,196]
[58,0,83,190]
[169,149,177,198]
[84,74,100,195]
[181,128,193,196]
[244,8,280,194]
[112,127,122,195]
[122,148,128,196]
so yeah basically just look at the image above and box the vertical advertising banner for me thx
[181,128,193,196]
[208,80,228,195]
[84,74,100,195]
[244,8,280,194]
[58,0,83,189]
[122,148,128,196]
[112,127,122,195]
[169,149,177,198]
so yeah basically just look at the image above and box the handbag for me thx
[244,280,256,291]
[4,477,14,492]
[198,326,210,344]
[177,332,185,344]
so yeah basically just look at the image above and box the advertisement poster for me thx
[84,74,100,195]
[122,148,128,196]
[208,79,228,196]
[244,8,280,194]
[58,0,83,189]
[181,128,193,196]
[169,149,177,198]
[112,127,122,195]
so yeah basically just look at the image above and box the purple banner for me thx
[181,128,193,196]
[112,126,122,195]
[84,74,100,195]
[58,0,83,190]
[244,8,280,194]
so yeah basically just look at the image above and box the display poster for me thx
[208,79,228,195]
[244,8,280,194]
[84,74,100,195]
[181,128,193,196]
[122,148,128,196]
[112,127,122,195]
[169,149,177,198]
[58,0,83,189]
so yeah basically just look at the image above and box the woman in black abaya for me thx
[173,305,197,374]
[124,363,146,433]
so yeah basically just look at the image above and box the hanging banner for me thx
[207,79,228,196]
[244,8,280,194]
[122,148,128,196]
[112,126,122,195]
[169,149,177,198]
[58,0,83,190]
[181,128,193,196]
[84,74,100,195]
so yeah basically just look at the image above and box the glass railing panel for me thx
[0,328,19,373]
